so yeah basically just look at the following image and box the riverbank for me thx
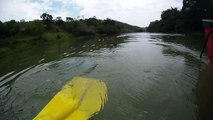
[0,16,144,56]
[0,31,98,56]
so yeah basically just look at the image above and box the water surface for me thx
[0,33,209,120]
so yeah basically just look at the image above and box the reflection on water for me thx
[0,33,210,120]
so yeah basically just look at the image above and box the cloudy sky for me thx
[0,0,182,27]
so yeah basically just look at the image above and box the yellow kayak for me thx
[34,76,108,120]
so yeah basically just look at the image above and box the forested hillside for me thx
[0,14,144,55]
[0,13,143,41]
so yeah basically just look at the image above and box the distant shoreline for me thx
[0,14,144,56]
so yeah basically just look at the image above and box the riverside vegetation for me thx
[147,0,213,34]
[0,13,144,55]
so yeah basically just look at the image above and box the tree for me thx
[72,22,97,35]
[4,20,20,36]
[24,20,45,37]
[148,0,213,33]
[0,21,5,38]
[55,16,64,25]
[147,20,162,32]
[181,0,213,32]
[160,8,180,32]
[40,13,53,21]
[66,17,74,22]
[20,19,25,22]
[40,13,53,30]
[147,8,180,33]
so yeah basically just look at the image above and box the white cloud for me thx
[0,0,183,27]
[71,0,183,27]
[0,0,53,21]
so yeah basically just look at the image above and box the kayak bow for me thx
[202,19,213,68]
[34,76,108,120]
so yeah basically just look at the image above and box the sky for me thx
[0,0,183,27]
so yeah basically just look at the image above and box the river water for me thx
[0,33,211,120]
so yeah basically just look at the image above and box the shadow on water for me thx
[148,33,212,120]
[152,33,213,120]
[150,34,205,51]
[196,64,213,120]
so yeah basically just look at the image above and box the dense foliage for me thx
[148,0,213,33]
[0,13,144,55]
[0,14,143,41]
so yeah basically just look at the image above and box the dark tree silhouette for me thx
[55,16,64,25]
[40,13,53,21]
[148,0,213,33]
[40,13,53,30]
[66,17,74,22]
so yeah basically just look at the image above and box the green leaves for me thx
[40,13,53,21]
[148,0,213,33]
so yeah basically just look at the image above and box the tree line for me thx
[147,0,213,33]
[0,13,144,41]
